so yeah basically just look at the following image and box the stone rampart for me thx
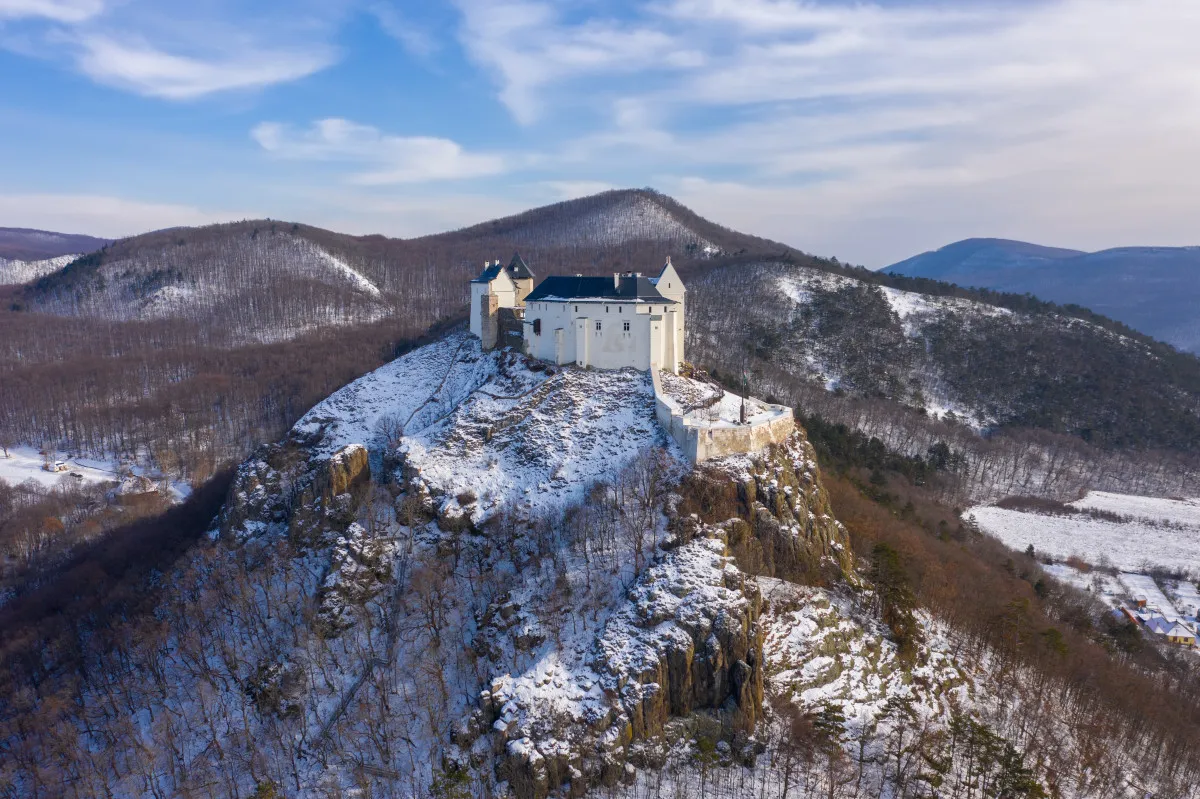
[651,370,795,463]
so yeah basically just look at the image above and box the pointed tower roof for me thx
[505,252,535,281]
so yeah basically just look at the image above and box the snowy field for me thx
[1042,563,1125,607]
[0,446,119,488]
[1117,572,1175,613]
[1169,579,1200,616]
[968,490,1200,572]
[0,446,193,501]
[1070,490,1200,526]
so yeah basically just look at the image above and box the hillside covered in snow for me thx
[1,190,783,479]
[4,331,1198,798]
[686,258,1200,503]
[0,254,79,286]
[885,238,1200,354]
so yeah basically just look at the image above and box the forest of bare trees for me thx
[687,260,1200,502]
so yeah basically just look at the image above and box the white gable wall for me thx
[654,261,686,366]
[470,269,519,343]
[469,282,489,340]
[524,299,682,372]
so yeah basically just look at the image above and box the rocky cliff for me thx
[204,331,856,798]
[468,430,854,799]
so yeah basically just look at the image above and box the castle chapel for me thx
[470,254,685,374]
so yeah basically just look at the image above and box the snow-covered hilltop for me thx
[5,327,1195,798]
[0,253,78,286]
[26,234,390,344]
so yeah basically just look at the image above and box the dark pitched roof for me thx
[471,262,504,283]
[525,273,674,303]
[471,252,535,284]
[506,252,535,280]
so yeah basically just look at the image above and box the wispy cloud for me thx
[252,118,508,184]
[0,191,254,238]
[454,0,1200,264]
[454,0,698,124]
[369,2,439,60]
[73,34,335,99]
[0,0,103,23]
[3,0,341,99]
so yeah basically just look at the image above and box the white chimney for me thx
[614,272,620,289]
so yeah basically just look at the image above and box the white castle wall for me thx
[651,370,795,463]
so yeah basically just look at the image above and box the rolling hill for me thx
[5,189,1200,497]
[0,227,110,262]
[884,238,1200,353]
[1,190,782,478]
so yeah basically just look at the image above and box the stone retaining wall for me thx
[651,370,795,463]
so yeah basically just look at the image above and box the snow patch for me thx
[0,253,77,285]
[968,494,1200,572]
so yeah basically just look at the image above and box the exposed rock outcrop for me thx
[683,430,854,582]
[326,443,370,500]
[472,427,851,799]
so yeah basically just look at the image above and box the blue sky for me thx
[2,0,1199,266]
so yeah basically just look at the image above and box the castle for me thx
[470,253,685,374]
[468,253,795,463]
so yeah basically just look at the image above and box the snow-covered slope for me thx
[885,238,1200,353]
[689,259,1200,465]
[968,490,1200,572]
[28,233,389,344]
[0,253,77,285]
[452,189,724,253]
[292,331,671,523]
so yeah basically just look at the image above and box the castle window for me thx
[533,318,542,336]
[595,320,602,332]
[623,321,630,332]
[575,305,578,312]
[605,306,609,313]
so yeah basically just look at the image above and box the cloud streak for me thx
[0,0,103,23]
[4,0,341,99]
[0,191,255,238]
[252,118,508,184]
[453,0,1200,264]
[73,34,335,99]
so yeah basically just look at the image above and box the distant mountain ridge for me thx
[884,238,1200,352]
[0,227,111,261]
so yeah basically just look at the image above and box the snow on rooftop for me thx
[1115,573,1190,621]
